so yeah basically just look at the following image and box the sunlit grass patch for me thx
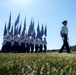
[0,53,76,75]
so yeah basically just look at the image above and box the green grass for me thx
[0,52,76,75]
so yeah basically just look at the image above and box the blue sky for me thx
[0,0,76,49]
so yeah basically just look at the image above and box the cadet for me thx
[14,34,20,53]
[39,39,43,52]
[43,38,47,52]
[24,35,27,53]
[30,37,34,53]
[18,36,22,53]
[1,37,7,52]
[27,37,31,53]
[59,20,70,53]
[11,37,15,53]
[35,38,38,53]
[6,32,12,52]
[21,35,25,52]
[37,39,41,53]
[24,38,28,53]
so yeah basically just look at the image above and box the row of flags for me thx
[3,13,47,39]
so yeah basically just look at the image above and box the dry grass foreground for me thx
[0,52,76,75]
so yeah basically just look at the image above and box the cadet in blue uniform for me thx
[59,20,70,53]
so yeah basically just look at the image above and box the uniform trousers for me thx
[44,45,47,52]
[27,43,30,53]
[31,44,34,53]
[25,43,27,53]
[35,45,38,53]
[11,45,15,53]
[6,42,11,52]
[21,43,25,52]
[59,34,70,53]
[1,45,6,52]
[18,45,22,53]
[39,45,43,52]
[15,42,18,53]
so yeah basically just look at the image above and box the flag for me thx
[37,22,40,38]
[29,19,32,31]
[28,29,31,37]
[37,22,40,32]
[32,21,34,30]
[45,25,47,37]
[21,29,25,36]
[14,13,20,27]
[21,18,26,36]
[28,19,33,36]
[3,23,7,36]
[22,26,25,36]
[11,25,13,36]
[19,22,22,35]
[14,27,16,36]
[17,26,19,34]
[8,13,11,32]
[14,27,17,36]
[24,17,26,30]
[33,29,36,39]
[26,32,28,37]
[40,24,44,36]
[31,21,34,36]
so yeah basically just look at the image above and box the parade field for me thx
[0,52,76,75]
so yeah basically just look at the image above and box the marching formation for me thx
[1,13,47,53]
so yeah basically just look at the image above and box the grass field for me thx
[0,52,76,75]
